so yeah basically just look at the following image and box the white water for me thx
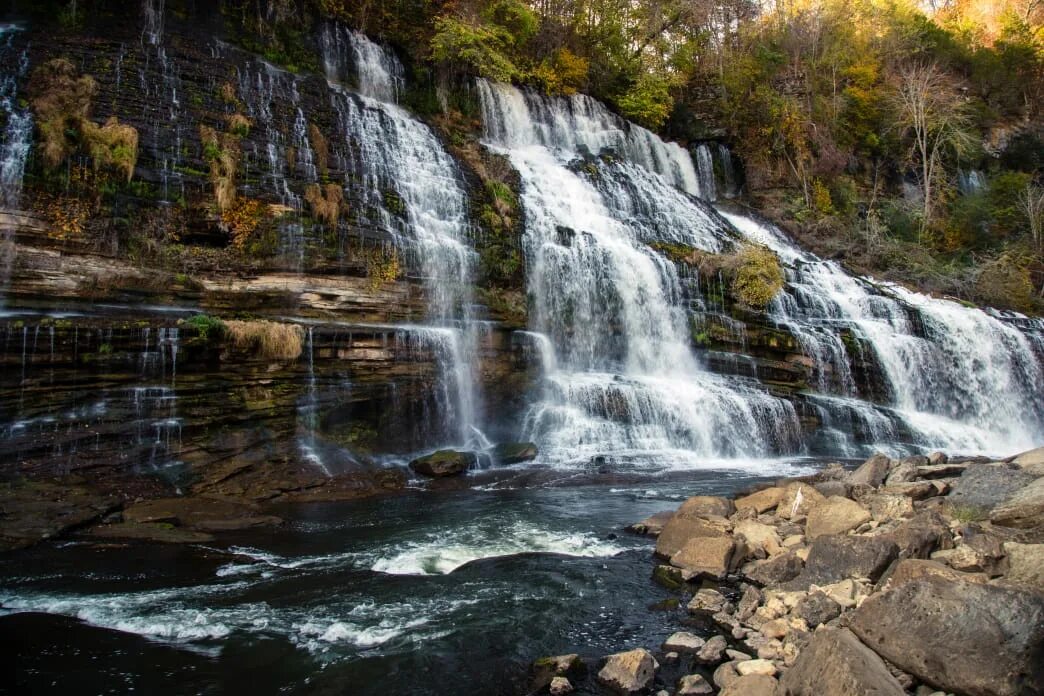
[722,211,1044,453]
[478,80,801,466]
[0,25,31,210]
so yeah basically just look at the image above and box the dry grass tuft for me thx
[200,125,240,212]
[308,123,328,176]
[83,117,139,182]
[304,183,343,228]
[224,320,304,360]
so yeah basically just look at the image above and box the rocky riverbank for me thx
[533,448,1044,696]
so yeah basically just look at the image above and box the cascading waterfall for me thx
[722,211,1044,454]
[694,143,717,202]
[478,80,801,467]
[0,25,31,210]
[319,27,484,449]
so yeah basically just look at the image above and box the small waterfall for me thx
[722,211,1044,453]
[298,327,333,476]
[694,143,716,202]
[138,0,184,201]
[478,80,801,466]
[0,25,31,210]
[957,169,985,195]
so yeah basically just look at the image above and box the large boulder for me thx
[1001,542,1044,593]
[805,497,871,539]
[948,463,1035,514]
[782,534,899,589]
[865,493,915,523]
[408,450,476,477]
[881,510,952,559]
[597,648,659,694]
[671,536,736,580]
[1013,446,1044,477]
[879,558,988,591]
[655,513,731,559]
[779,627,905,696]
[676,495,735,518]
[885,455,927,485]
[720,675,778,696]
[990,477,1044,528]
[846,453,892,488]
[532,654,586,691]
[628,511,674,537]
[742,550,805,587]
[848,575,1044,696]
[490,442,538,464]
[734,519,783,557]
[776,483,826,520]
[735,487,785,514]
[792,591,842,628]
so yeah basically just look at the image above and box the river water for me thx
[2,464,815,695]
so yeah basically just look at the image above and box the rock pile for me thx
[537,447,1044,695]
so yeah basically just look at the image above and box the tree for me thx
[1018,182,1044,253]
[891,61,975,240]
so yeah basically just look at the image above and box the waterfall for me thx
[320,29,483,447]
[478,80,801,467]
[694,144,716,202]
[0,25,31,210]
[722,211,1044,454]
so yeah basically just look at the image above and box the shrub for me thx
[304,183,343,228]
[732,244,785,308]
[308,123,328,177]
[183,314,227,341]
[225,113,252,138]
[973,252,1035,311]
[28,58,97,169]
[82,117,139,182]
[224,320,303,360]
[200,125,240,212]
[365,246,401,289]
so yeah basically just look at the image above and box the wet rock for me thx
[663,631,705,654]
[533,653,586,690]
[849,575,1044,696]
[0,481,120,551]
[408,450,476,477]
[735,487,785,514]
[927,452,948,466]
[990,477,1044,528]
[1001,541,1044,592]
[671,535,735,580]
[597,649,659,694]
[88,521,214,543]
[776,483,826,521]
[792,591,841,628]
[678,495,736,518]
[490,441,538,464]
[720,674,779,696]
[805,497,871,539]
[846,453,892,488]
[629,511,673,536]
[948,463,1034,514]
[676,674,713,695]
[782,534,899,589]
[743,550,805,587]
[122,496,281,532]
[652,564,686,590]
[549,676,573,695]
[695,634,728,664]
[779,626,905,696]
[655,514,731,559]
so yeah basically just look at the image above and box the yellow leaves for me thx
[365,246,401,290]
[221,197,268,248]
[732,244,786,309]
[531,48,590,95]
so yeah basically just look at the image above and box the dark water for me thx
[1,464,814,695]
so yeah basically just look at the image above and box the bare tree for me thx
[1018,182,1044,253]
[891,61,975,241]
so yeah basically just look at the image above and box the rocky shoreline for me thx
[533,448,1044,696]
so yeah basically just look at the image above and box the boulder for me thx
[814,578,867,608]
[712,662,740,690]
[735,585,762,621]
[736,659,776,677]
[687,588,727,613]
[549,676,573,695]
[408,450,476,477]
[1001,542,1044,593]
[917,462,970,479]
[884,458,919,486]
[990,477,1044,528]
[743,550,805,587]
[652,564,685,590]
[879,559,988,591]
[813,480,848,498]
[695,634,728,664]
[532,654,585,690]
[881,510,952,559]
[735,487,785,514]
[0,481,119,551]
[846,453,892,487]
[927,451,948,466]
[1013,446,1044,477]
[805,497,871,539]
[88,521,215,543]
[122,496,282,531]
[779,627,905,696]
[866,493,915,523]
[676,674,713,695]
[663,631,706,654]
[490,441,538,464]
[947,463,1035,514]
[848,575,1044,696]
[628,511,673,536]
[677,495,736,518]
[792,591,841,628]
[880,481,940,500]
[672,535,735,580]
[720,675,779,696]
[734,519,783,557]
[597,649,659,694]
[655,514,731,559]
[777,483,826,520]
[782,534,899,589]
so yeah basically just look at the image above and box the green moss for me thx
[182,314,227,342]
